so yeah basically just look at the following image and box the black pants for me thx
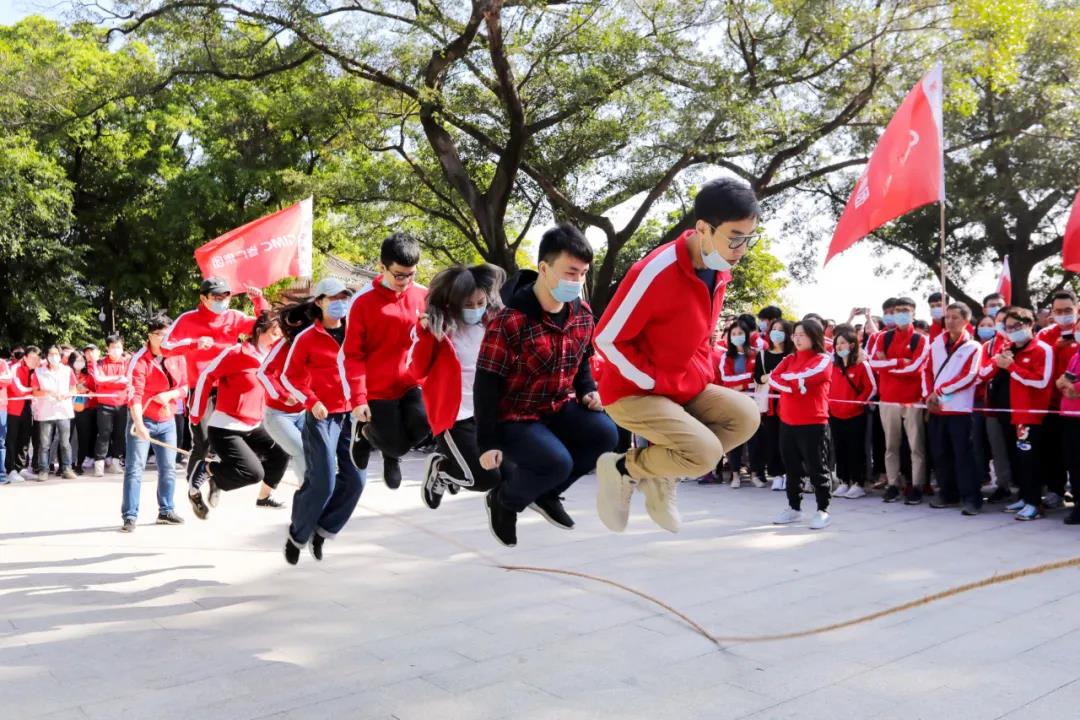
[5,405,32,474]
[207,425,290,492]
[367,387,431,460]
[752,414,785,479]
[74,408,96,468]
[1013,423,1044,506]
[871,407,886,475]
[830,413,868,486]
[1063,419,1080,509]
[176,411,191,453]
[779,422,831,512]
[94,404,128,460]
[1041,413,1067,496]
[928,414,979,507]
[436,417,500,492]
[187,394,214,489]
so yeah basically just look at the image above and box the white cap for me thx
[313,277,350,298]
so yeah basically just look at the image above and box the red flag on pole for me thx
[1063,189,1080,273]
[194,198,314,293]
[996,256,1012,305]
[824,63,946,265]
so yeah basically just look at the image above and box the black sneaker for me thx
[529,495,575,530]
[349,422,372,470]
[446,482,460,495]
[421,454,445,510]
[256,496,286,509]
[311,533,325,561]
[207,477,221,508]
[1064,511,1080,526]
[905,487,923,505]
[188,490,209,520]
[486,491,517,547]
[929,496,959,509]
[961,503,981,516]
[987,487,1012,504]
[156,511,184,525]
[383,456,402,490]
[883,486,901,503]
[120,518,136,533]
[284,539,300,565]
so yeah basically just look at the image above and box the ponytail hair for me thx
[277,299,323,342]
[425,263,505,340]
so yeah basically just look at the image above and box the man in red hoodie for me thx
[160,276,267,515]
[868,295,930,504]
[1035,289,1078,508]
[91,334,131,477]
[593,178,762,534]
[343,233,430,490]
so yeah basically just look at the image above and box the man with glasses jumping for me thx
[342,232,431,490]
[593,177,762,534]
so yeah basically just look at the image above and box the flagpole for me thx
[939,201,947,303]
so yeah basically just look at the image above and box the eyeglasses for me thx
[1003,324,1028,332]
[704,222,760,251]
[389,270,417,282]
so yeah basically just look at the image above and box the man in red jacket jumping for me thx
[593,178,762,533]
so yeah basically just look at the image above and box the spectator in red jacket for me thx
[93,334,131,477]
[5,347,38,480]
[972,313,1013,504]
[121,315,189,532]
[343,233,430,490]
[594,178,760,534]
[1034,289,1078,509]
[828,324,875,499]
[0,353,11,484]
[188,312,290,517]
[160,276,267,507]
[280,278,366,565]
[406,263,506,510]
[712,315,762,488]
[769,319,833,529]
[753,319,793,490]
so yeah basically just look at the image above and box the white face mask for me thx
[47,355,61,367]
[700,226,732,271]
[108,348,123,361]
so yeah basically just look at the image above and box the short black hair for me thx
[147,314,172,334]
[693,177,760,227]
[894,296,916,309]
[802,312,824,325]
[538,222,593,266]
[882,297,897,311]
[1051,289,1078,304]
[106,334,122,346]
[983,292,1004,306]
[757,305,782,321]
[913,319,930,331]
[927,292,943,304]
[380,232,421,268]
[25,345,41,356]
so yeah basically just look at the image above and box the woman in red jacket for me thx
[828,324,875,499]
[188,313,291,518]
[972,313,1012,503]
[753,318,793,490]
[712,315,763,488]
[406,264,506,510]
[769,318,834,529]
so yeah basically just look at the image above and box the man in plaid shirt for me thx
[474,224,618,547]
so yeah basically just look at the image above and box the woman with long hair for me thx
[714,315,763,488]
[828,323,875,499]
[752,318,794,490]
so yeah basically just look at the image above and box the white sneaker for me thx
[730,475,742,489]
[93,460,105,477]
[1004,499,1026,514]
[771,475,786,491]
[809,510,832,530]
[596,453,637,533]
[750,475,767,488]
[640,477,681,533]
[773,507,802,525]
[19,468,35,479]
[835,483,851,498]
[81,457,94,470]
[6,470,24,484]
[105,460,123,475]
[846,485,867,499]
[1043,492,1063,510]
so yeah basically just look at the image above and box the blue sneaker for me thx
[1003,499,1026,514]
[1015,504,1042,521]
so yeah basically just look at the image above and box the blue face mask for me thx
[1008,328,1031,345]
[462,305,487,325]
[326,299,349,320]
[836,349,851,359]
[551,279,583,303]
[209,299,229,315]
[731,335,746,347]
[882,314,896,328]
[893,311,913,327]
[987,305,1002,318]
[977,327,996,341]
[757,319,770,333]
[769,329,786,345]
[930,307,944,320]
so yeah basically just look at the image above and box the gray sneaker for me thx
[120,518,136,533]
[156,511,185,525]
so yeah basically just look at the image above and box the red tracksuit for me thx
[257,338,302,413]
[191,344,268,426]
[1003,339,1054,426]
[867,325,930,404]
[94,358,129,407]
[160,296,269,384]
[717,350,758,392]
[281,321,351,414]
[0,359,13,414]
[828,360,876,419]
[768,351,832,425]
[128,347,189,423]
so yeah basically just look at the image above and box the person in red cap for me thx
[160,276,267,518]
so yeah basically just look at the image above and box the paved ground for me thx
[3,456,1080,720]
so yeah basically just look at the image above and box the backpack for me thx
[881,329,920,356]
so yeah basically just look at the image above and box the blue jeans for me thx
[288,412,366,546]
[0,410,7,479]
[496,402,619,512]
[263,407,306,481]
[121,418,177,520]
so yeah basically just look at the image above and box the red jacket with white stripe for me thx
[6,362,34,416]
[257,338,303,413]
[128,347,188,423]
[1003,338,1054,426]
[341,277,428,407]
[0,359,12,412]
[828,359,876,420]
[717,350,758,392]
[594,230,730,406]
[190,343,268,427]
[867,325,929,404]
[920,331,981,414]
[768,350,832,425]
[1036,324,1078,409]
[160,297,268,386]
[282,321,350,414]
[404,325,462,437]
[93,358,130,407]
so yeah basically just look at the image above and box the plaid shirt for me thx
[477,295,597,423]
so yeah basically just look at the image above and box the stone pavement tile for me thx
[996,677,1080,720]
[384,678,555,720]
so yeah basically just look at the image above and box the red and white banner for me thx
[1063,189,1080,273]
[996,255,1012,305]
[825,63,946,265]
[194,197,313,293]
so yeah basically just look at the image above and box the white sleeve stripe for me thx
[1010,343,1053,389]
[892,336,930,374]
[863,361,877,397]
[160,310,198,350]
[280,327,314,404]
[126,348,146,381]
[336,344,350,403]
[768,378,792,393]
[938,345,980,394]
[594,246,677,391]
[257,338,286,399]
[404,325,420,370]
[780,354,831,381]
[191,346,234,418]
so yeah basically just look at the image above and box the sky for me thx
[3,2,1005,320]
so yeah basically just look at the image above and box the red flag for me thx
[996,256,1012,305]
[195,198,314,293]
[1063,189,1080,273]
[825,63,945,265]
